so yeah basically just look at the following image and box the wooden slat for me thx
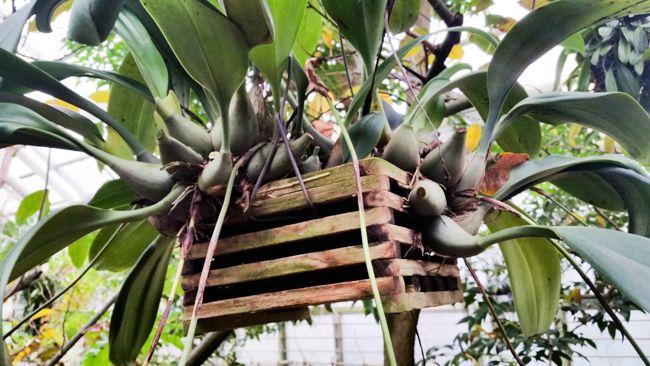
[386,224,415,245]
[182,241,400,291]
[188,207,394,259]
[382,291,464,313]
[360,158,412,186]
[249,174,390,217]
[192,307,311,334]
[185,277,404,320]
[256,165,355,198]
[375,259,460,278]
[364,190,406,212]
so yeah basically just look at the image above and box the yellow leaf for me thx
[89,90,110,104]
[30,308,54,321]
[603,135,615,153]
[379,91,393,105]
[519,0,551,10]
[596,216,607,228]
[568,124,582,147]
[466,124,481,151]
[567,287,582,303]
[322,27,334,49]
[45,99,79,112]
[448,45,464,60]
[308,93,330,116]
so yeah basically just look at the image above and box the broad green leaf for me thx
[250,0,308,100]
[497,92,650,165]
[388,0,419,34]
[223,0,274,48]
[484,0,650,153]
[487,210,561,337]
[106,53,159,154]
[142,0,248,116]
[293,6,323,66]
[1,60,152,101]
[0,91,103,145]
[109,236,173,365]
[16,190,50,225]
[551,173,624,211]
[321,0,387,73]
[0,187,183,363]
[550,226,650,313]
[90,220,158,272]
[484,225,650,317]
[0,48,149,159]
[87,179,135,209]
[115,8,168,98]
[0,103,82,151]
[494,155,650,237]
[344,112,386,161]
[68,231,97,269]
[560,32,585,55]
[0,0,36,52]
[67,0,125,46]
[290,57,309,134]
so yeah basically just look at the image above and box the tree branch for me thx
[3,270,42,301]
[426,0,464,80]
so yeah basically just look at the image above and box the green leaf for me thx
[87,179,135,209]
[115,8,169,98]
[487,210,561,337]
[109,236,173,365]
[560,32,585,54]
[293,6,323,66]
[550,226,650,313]
[484,0,650,152]
[1,60,153,102]
[142,0,248,116]
[0,103,82,151]
[0,91,103,145]
[497,92,650,165]
[0,48,149,159]
[344,112,387,161]
[90,220,159,272]
[67,0,125,46]
[0,187,183,363]
[68,231,97,269]
[494,154,650,237]
[321,0,387,73]
[106,53,159,154]
[223,0,274,48]
[16,190,50,225]
[483,225,650,316]
[0,0,36,52]
[388,0,420,34]
[250,0,308,101]
[551,173,624,211]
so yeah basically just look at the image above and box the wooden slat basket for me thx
[181,158,463,333]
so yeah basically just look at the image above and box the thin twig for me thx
[37,149,52,220]
[339,33,355,98]
[45,295,117,366]
[530,187,589,226]
[464,258,525,366]
[593,206,622,231]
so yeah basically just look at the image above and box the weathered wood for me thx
[386,224,415,245]
[365,190,406,212]
[185,277,404,320]
[188,207,394,259]
[249,174,390,217]
[360,158,412,187]
[182,241,400,291]
[382,291,464,313]
[377,259,461,278]
[192,307,311,334]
